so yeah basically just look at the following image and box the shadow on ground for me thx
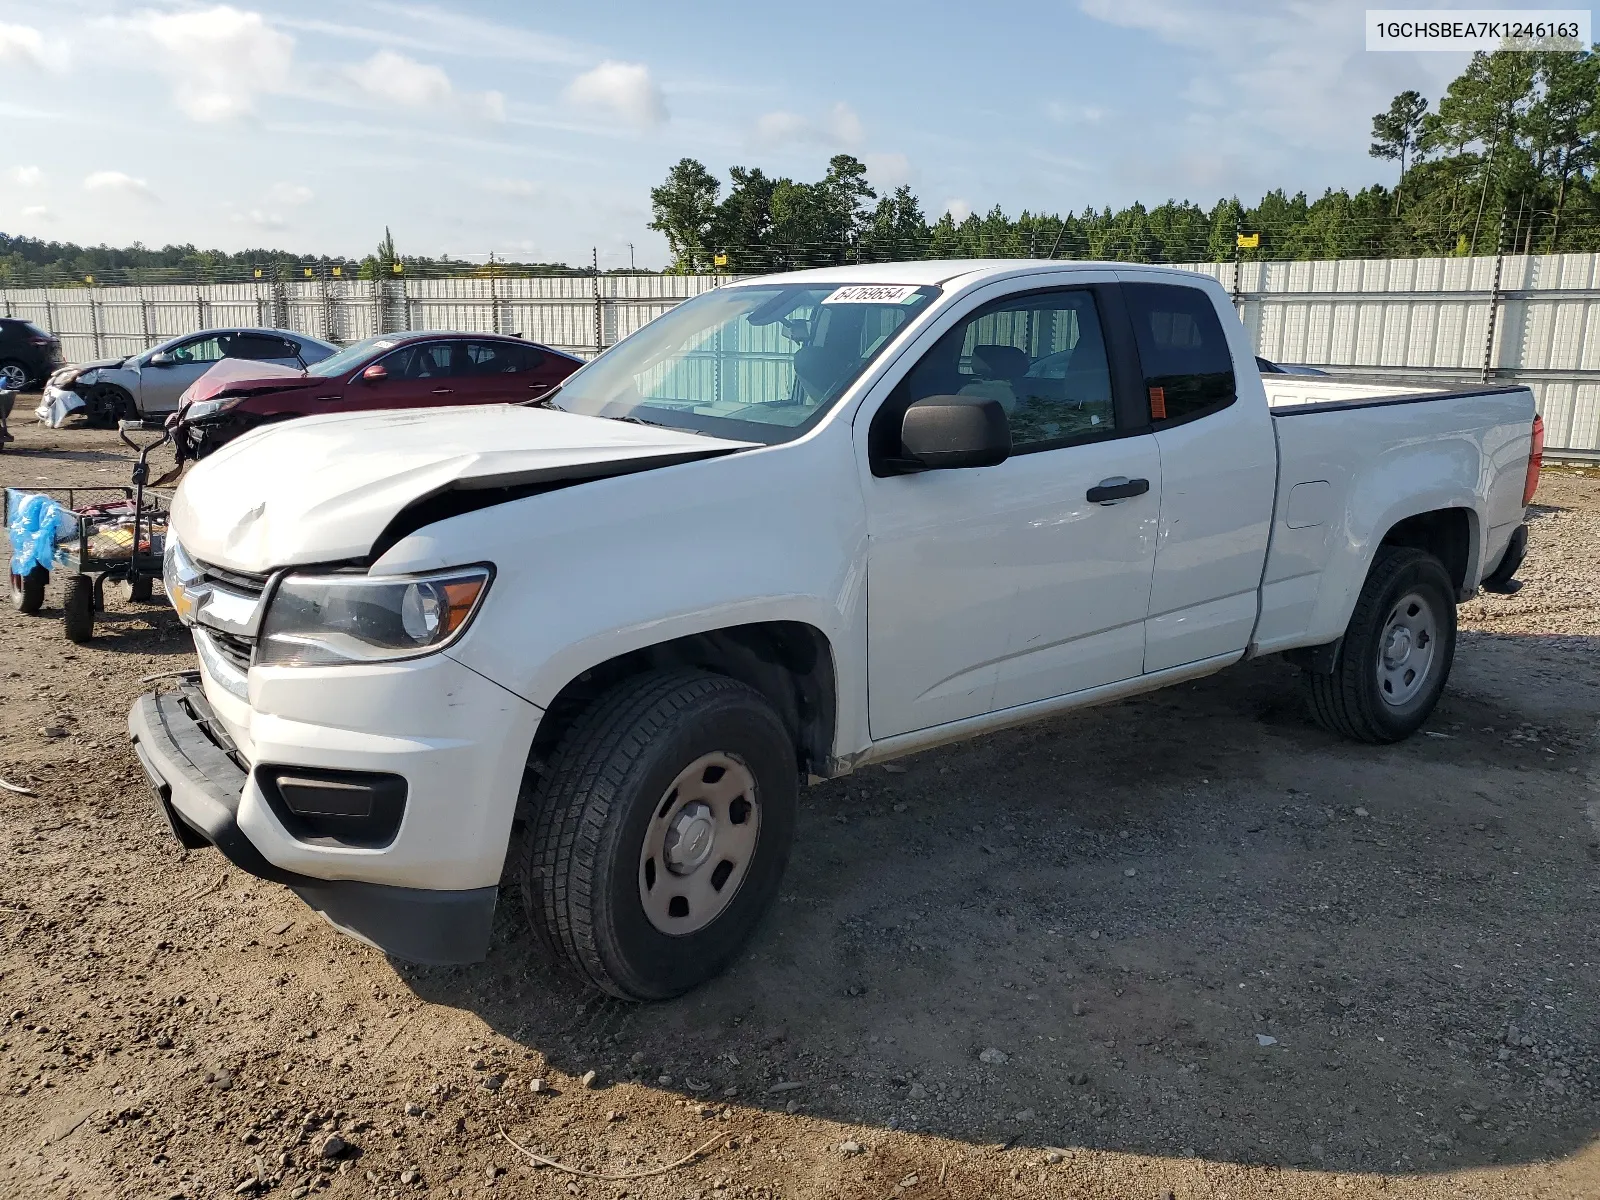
[404,640,1599,1178]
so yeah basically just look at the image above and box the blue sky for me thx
[0,1,1515,268]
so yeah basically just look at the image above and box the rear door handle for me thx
[527,381,551,394]
[1086,476,1151,504]
[431,387,453,395]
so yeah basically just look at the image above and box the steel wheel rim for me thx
[1377,589,1438,707]
[638,751,760,936]
[0,364,25,390]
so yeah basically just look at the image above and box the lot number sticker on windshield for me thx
[822,285,922,305]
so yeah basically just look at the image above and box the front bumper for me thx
[128,680,500,965]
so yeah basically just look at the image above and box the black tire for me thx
[0,360,27,392]
[62,574,94,643]
[521,669,798,1001]
[11,567,47,614]
[1305,546,1456,744]
[85,385,134,428]
[127,573,155,603]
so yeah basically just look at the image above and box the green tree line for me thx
[650,45,1600,272]
[0,226,594,288]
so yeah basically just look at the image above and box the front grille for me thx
[194,556,268,598]
[208,630,255,673]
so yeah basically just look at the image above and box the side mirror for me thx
[894,395,1011,473]
[361,363,388,382]
[148,351,175,366]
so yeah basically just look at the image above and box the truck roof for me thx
[732,259,1216,290]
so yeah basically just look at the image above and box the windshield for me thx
[550,283,938,443]
[306,334,397,378]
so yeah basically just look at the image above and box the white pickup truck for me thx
[129,261,1541,1000]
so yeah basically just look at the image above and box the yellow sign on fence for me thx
[1236,232,1260,249]
[713,253,729,268]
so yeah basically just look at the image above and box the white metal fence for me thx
[4,254,1599,454]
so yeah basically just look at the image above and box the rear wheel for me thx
[62,574,94,643]
[1305,547,1456,743]
[521,669,797,1000]
[0,361,27,392]
[127,573,155,603]
[11,567,47,614]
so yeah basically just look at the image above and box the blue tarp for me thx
[6,489,74,577]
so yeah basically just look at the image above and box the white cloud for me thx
[1076,0,1463,187]
[1046,101,1107,124]
[479,90,507,122]
[0,22,67,71]
[84,171,155,200]
[347,49,453,108]
[944,199,973,223]
[21,205,51,219]
[862,153,914,192]
[120,6,294,122]
[13,165,43,187]
[234,209,287,231]
[753,102,863,149]
[266,182,314,205]
[564,61,667,130]
[484,179,547,198]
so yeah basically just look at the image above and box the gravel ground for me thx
[1,418,1597,1200]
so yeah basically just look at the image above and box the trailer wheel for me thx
[127,574,155,603]
[62,574,94,643]
[11,567,47,614]
[520,669,797,1001]
[1305,546,1456,744]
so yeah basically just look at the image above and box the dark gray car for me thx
[47,328,339,423]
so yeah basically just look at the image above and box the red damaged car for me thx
[170,330,584,463]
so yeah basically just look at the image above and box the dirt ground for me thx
[0,416,1596,1200]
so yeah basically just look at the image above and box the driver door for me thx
[862,278,1162,739]
[140,332,233,414]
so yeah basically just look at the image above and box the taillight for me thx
[1522,413,1544,507]
[28,335,51,346]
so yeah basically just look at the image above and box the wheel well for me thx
[530,622,838,780]
[1380,508,1471,595]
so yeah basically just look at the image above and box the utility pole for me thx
[591,247,602,356]
[628,243,635,271]
[1232,208,1243,314]
[1481,207,1508,384]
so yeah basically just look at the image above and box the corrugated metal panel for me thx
[5,260,1599,449]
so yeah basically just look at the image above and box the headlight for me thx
[183,398,231,421]
[50,368,83,388]
[257,566,492,667]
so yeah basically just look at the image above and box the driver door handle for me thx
[1086,476,1151,504]
[431,387,453,395]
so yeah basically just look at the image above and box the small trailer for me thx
[7,423,172,641]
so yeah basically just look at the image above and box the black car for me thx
[0,319,64,391]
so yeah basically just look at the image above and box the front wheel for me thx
[0,360,27,392]
[521,670,797,1000]
[1305,546,1457,743]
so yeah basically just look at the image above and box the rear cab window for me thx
[1122,282,1236,427]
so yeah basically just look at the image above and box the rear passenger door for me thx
[1116,278,1277,672]
[229,332,303,370]
[454,340,551,404]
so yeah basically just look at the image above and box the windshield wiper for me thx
[521,386,563,409]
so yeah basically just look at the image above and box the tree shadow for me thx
[398,636,1600,1178]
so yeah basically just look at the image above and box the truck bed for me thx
[1252,375,1537,658]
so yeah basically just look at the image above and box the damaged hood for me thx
[180,359,308,409]
[171,404,753,572]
